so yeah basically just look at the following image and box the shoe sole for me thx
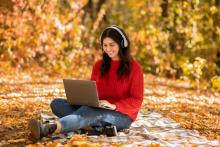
[28,119,41,140]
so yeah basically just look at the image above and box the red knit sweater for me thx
[91,60,144,121]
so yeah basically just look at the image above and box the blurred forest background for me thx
[1,0,220,91]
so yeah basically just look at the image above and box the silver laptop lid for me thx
[63,79,99,107]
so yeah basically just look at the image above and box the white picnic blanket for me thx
[41,111,219,146]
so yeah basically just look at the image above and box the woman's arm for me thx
[114,64,144,117]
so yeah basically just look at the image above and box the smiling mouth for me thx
[108,52,113,55]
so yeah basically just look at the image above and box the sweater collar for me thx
[110,59,120,64]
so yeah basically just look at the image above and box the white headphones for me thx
[100,26,128,48]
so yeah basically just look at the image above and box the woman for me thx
[29,25,144,140]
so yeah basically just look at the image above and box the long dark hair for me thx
[100,26,132,78]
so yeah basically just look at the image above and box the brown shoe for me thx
[28,119,57,140]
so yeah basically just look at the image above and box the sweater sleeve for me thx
[115,63,144,120]
[90,64,96,81]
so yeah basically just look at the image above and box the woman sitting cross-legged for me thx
[28,25,144,140]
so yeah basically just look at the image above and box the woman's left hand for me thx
[99,100,116,110]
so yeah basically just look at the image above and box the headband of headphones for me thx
[100,26,128,48]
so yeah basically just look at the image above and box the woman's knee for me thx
[50,98,66,110]
[103,113,132,131]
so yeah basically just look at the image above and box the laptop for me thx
[63,79,111,109]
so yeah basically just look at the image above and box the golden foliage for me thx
[0,72,219,146]
[65,135,102,147]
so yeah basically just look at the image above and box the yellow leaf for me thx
[8,138,26,143]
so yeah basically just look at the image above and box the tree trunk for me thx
[215,0,220,70]
[82,0,106,24]
[161,0,168,17]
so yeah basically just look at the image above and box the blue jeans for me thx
[50,98,132,133]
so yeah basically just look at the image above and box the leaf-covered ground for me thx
[0,70,219,146]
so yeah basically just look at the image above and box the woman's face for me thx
[102,37,120,60]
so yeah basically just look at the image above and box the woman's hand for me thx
[99,100,116,110]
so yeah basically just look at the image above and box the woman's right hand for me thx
[99,100,116,110]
